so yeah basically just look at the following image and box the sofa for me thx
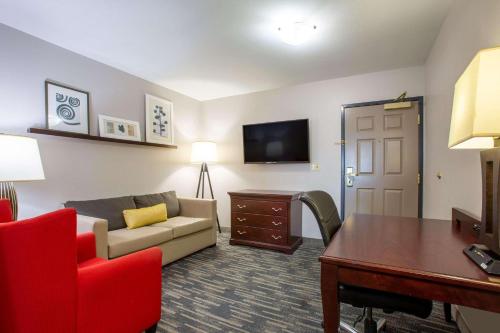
[65,191,217,265]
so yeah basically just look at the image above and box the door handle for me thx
[346,166,356,187]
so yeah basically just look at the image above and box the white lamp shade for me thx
[449,46,500,149]
[191,141,217,163]
[0,135,45,181]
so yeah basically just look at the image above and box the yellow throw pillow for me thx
[123,203,167,229]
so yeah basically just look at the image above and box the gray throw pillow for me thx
[161,191,179,217]
[133,193,164,209]
[133,191,179,217]
[65,196,136,231]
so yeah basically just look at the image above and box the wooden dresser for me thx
[228,190,303,254]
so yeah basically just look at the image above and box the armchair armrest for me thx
[77,232,96,264]
[77,247,162,333]
[77,215,108,259]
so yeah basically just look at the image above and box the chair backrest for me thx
[0,199,13,222]
[299,191,342,247]
[0,208,78,333]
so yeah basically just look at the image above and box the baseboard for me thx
[302,236,324,246]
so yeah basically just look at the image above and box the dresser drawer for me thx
[232,213,286,230]
[232,199,287,216]
[232,226,286,245]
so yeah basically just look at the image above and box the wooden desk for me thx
[319,214,500,333]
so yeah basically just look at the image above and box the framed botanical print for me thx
[145,94,174,145]
[98,115,141,142]
[45,81,89,134]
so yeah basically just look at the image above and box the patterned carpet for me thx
[158,233,459,333]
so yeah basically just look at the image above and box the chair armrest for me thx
[77,232,96,264]
[77,247,162,333]
[77,215,108,259]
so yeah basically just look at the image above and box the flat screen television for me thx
[243,119,310,164]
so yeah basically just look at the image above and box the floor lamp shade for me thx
[191,141,217,163]
[448,46,500,149]
[0,134,45,219]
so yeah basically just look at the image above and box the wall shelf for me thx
[28,128,178,149]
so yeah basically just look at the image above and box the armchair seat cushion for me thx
[150,216,212,239]
[108,226,173,258]
[78,257,106,269]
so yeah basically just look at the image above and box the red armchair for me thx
[0,198,13,222]
[0,208,162,333]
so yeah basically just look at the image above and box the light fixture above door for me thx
[277,21,317,46]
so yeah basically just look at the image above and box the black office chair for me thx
[300,191,433,333]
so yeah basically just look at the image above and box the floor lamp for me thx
[191,141,221,233]
[0,134,45,220]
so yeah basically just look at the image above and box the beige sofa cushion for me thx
[108,226,173,258]
[150,216,212,239]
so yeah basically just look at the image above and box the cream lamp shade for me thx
[0,134,45,181]
[448,46,500,149]
[191,141,217,163]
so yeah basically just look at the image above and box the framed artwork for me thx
[98,115,141,141]
[45,81,89,134]
[145,94,174,145]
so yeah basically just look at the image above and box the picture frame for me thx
[145,94,174,145]
[45,80,89,134]
[98,115,141,142]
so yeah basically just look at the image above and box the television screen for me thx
[243,119,310,163]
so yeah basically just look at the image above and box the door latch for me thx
[346,167,356,187]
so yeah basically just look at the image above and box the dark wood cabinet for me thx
[228,190,303,254]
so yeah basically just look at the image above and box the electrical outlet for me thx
[311,163,320,171]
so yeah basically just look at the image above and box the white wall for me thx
[201,67,425,238]
[0,24,203,218]
[424,0,500,331]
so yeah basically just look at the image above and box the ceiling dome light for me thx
[278,22,317,46]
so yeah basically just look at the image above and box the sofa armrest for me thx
[77,215,108,259]
[178,197,216,219]
[77,247,162,333]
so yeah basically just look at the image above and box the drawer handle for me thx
[271,235,282,240]
[236,217,247,222]
[272,221,282,226]
[272,207,282,212]
[237,204,247,209]
[237,230,247,235]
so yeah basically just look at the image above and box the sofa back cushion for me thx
[65,196,136,231]
[134,191,179,217]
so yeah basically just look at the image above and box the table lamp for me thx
[448,46,500,275]
[191,141,221,233]
[0,134,45,220]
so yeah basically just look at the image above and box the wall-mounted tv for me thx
[243,119,310,164]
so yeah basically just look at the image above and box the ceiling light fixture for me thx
[278,22,317,46]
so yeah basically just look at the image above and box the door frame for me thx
[340,96,424,220]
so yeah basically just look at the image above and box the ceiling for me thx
[0,0,453,101]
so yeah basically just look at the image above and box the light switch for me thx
[311,163,320,171]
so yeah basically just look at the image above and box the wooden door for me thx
[344,100,421,218]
